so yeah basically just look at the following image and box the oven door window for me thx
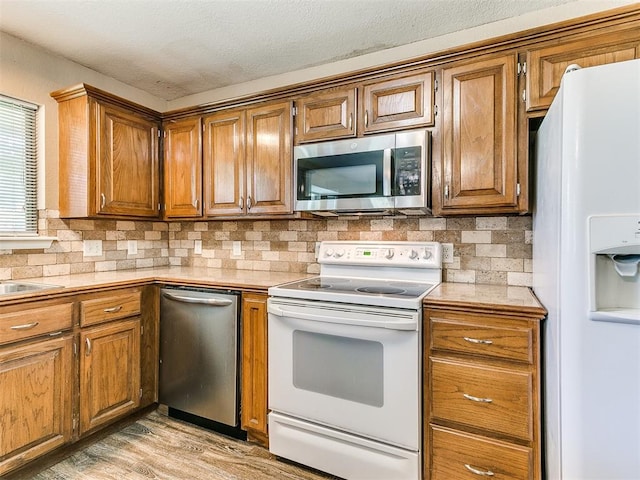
[292,330,383,407]
[297,151,384,200]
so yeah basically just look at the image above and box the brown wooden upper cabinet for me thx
[51,84,161,219]
[525,28,640,111]
[294,70,435,143]
[294,88,357,143]
[163,117,203,218]
[437,53,522,215]
[361,71,435,134]
[203,101,293,216]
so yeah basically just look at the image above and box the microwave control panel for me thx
[394,146,422,196]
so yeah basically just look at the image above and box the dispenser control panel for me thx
[589,215,640,253]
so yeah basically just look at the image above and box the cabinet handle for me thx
[364,109,369,127]
[464,464,495,476]
[444,184,449,199]
[239,196,244,210]
[463,393,493,403]
[193,198,199,210]
[463,336,493,345]
[10,322,39,330]
[100,193,106,209]
[103,305,123,313]
[247,196,253,210]
[348,113,353,131]
[85,337,92,355]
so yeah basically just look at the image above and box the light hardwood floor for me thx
[20,412,338,480]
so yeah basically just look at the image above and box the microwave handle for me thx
[383,148,392,197]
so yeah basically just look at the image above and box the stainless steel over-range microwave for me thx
[294,130,430,215]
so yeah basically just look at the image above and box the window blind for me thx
[0,95,38,234]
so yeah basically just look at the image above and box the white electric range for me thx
[267,241,442,480]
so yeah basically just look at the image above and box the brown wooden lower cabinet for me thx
[424,302,545,480]
[240,292,269,446]
[79,317,141,436]
[0,335,74,476]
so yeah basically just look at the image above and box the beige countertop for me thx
[425,282,547,316]
[0,267,313,304]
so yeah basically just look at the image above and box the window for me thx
[0,95,38,234]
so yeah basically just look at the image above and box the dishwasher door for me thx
[159,288,240,427]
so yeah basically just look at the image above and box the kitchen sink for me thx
[0,281,63,295]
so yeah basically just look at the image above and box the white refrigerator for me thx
[533,59,640,479]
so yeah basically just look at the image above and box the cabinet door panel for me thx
[441,55,518,212]
[95,102,160,217]
[246,102,292,215]
[203,110,246,216]
[295,88,356,142]
[363,71,434,133]
[241,293,268,445]
[527,30,640,111]
[0,335,73,476]
[163,117,202,218]
[79,318,140,436]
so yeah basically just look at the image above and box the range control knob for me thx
[324,248,334,257]
[423,249,433,260]
[385,249,395,259]
[334,249,345,258]
[408,249,419,260]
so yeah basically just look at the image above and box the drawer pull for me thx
[463,393,493,403]
[463,336,493,345]
[103,305,123,313]
[464,464,495,476]
[10,322,39,330]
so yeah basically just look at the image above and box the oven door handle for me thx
[269,304,417,331]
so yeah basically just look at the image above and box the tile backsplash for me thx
[0,210,532,286]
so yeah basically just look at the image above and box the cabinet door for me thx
[0,335,73,476]
[79,318,140,436]
[241,293,268,445]
[362,71,435,133]
[203,110,246,216]
[163,117,203,218]
[95,101,160,217]
[440,54,519,214]
[526,29,640,111]
[295,88,356,143]
[246,102,292,215]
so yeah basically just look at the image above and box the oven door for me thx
[267,297,420,450]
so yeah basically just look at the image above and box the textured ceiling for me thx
[0,0,575,101]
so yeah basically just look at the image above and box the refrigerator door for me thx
[534,59,640,480]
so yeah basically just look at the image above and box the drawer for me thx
[0,302,73,344]
[429,425,531,480]
[430,357,532,440]
[80,290,141,327]
[430,315,532,363]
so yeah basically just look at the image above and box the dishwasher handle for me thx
[162,291,234,306]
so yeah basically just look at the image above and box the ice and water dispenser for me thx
[589,215,640,324]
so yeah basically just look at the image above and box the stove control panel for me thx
[319,241,442,268]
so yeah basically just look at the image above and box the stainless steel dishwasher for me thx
[159,287,244,438]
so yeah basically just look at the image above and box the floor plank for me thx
[26,412,338,480]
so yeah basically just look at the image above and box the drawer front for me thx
[430,425,531,480]
[80,291,141,327]
[430,316,532,363]
[0,303,73,344]
[431,357,532,440]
